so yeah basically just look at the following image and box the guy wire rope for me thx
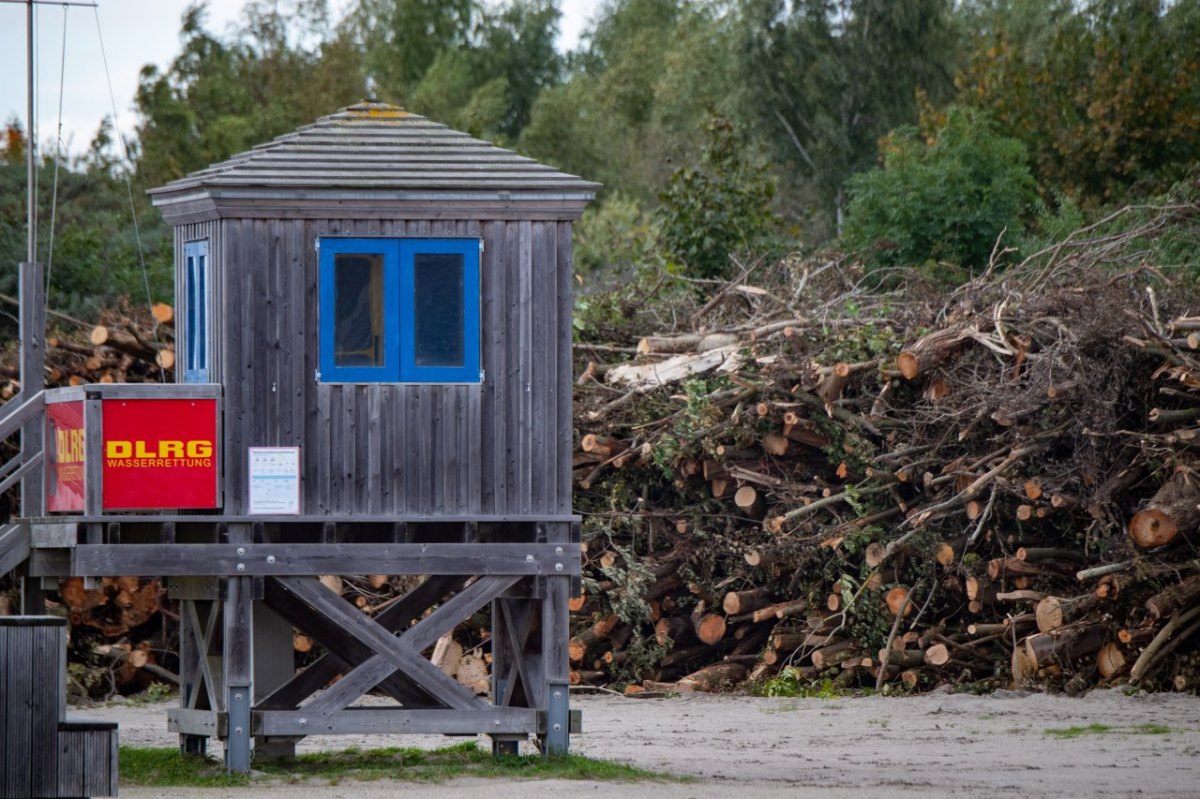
[91,3,166,382]
[45,1,68,307]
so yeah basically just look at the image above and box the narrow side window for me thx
[183,240,210,383]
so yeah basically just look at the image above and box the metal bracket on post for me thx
[226,684,252,773]
[544,679,569,755]
[223,569,254,773]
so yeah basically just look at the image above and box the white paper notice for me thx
[248,447,301,515]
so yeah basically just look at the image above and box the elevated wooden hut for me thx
[9,103,597,770]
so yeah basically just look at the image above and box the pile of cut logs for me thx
[6,201,1200,700]
[569,203,1200,695]
[0,299,175,398]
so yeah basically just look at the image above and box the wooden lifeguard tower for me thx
[2,103,597,772]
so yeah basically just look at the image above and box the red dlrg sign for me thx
[102,398,220,510]
[46,400,86,512]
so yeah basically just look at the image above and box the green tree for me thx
[656,114,776,280]
[957,0,1200,204]
[407,0,562,142]
[0,124,172,327]
[734,0,959,234]
[349,0,475,101]
[135,1,363,186]
[520,0,737,201]
[841,107,1036,276]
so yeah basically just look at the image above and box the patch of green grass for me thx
[119,748,249,788]
[120,743,672,788]
[1045,723,1113,739]
[1044,723,1171,740]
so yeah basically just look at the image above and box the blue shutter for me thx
[399,239,480,383]
[183,240,210,383]
[318,238,400,382]
[316,237,481,384]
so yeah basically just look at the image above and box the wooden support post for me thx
[18,563,42,615]
[19,261,45,518]
[224,526,254,773]
[542,574,570,755]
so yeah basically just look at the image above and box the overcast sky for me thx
[0,0,598,158]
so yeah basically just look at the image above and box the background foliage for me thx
[3,0,1200,328]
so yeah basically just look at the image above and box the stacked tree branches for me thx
[0,298,176,398]
[570,202,1200,695]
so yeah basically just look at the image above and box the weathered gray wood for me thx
[167,708,224,737]
[26,513,578,526]
[223,574,253,772]
[257,574,466,710]
[0,523,31,576]
[57,721,119,798]
[367,384,382,516]
[168,213,575,522]
[19,262,45,519]
[495,598,537,708]
[0,389,46,442]
[269,576,484,710]
[0,451,41,498]
[260,579,436,710]
[43,383,222,401]
[71,542,580,576]
[1,618,64,797]
[255,708,540,737]
[224,219,245,513]
[557,222,574,513]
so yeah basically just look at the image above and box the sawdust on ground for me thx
[105,686,1200,799]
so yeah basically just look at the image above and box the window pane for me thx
[334,253,385,367]
[413,253,465,367]
[186,256,197,370]
[196,255,206,370]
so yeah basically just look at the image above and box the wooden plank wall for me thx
[0,620,63,797]
[206,217,572,518]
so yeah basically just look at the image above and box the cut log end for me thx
[1128,508,1179,549]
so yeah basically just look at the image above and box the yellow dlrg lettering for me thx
[107,440,132,458]
[160,441,184,458]
[187,441,213,458]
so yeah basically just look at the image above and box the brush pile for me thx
[570,202,1200,695]
[0,298,176,398]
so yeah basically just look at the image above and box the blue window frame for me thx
[183,240,210,383]
[319,237,480,383]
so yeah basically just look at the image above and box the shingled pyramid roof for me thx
[149,103,599,220]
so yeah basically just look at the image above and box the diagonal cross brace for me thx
[302,575,522,715]
[272,576,516,712]
[258,574,467,710]
[180,600,220,711]
[497,599,536,708]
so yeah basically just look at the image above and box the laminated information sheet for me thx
[248,447,301,515]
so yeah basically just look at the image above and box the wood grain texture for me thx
[201,216,571,522]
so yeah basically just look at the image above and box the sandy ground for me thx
[104,687,1200,799]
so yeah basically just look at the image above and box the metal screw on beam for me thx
[525,554,534,562]
[555,546,563,554]
[236,563,245,572]
[236,547,246,556]
[266,555,276,564]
